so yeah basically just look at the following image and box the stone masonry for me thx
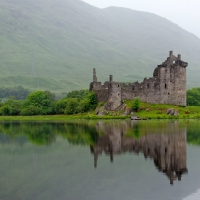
[89,51,188,110]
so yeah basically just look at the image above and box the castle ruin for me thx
[90,51,188,110]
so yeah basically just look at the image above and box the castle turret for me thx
[153,51,188,106]
[109,75,113,82]
[93,68,97,82]
[106,77,122,110]
[169,50,173,57]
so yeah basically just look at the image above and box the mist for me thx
[82,0,200,38]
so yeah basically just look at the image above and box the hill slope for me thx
[0,0,200,92]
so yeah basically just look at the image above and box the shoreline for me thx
[0,113,199,121]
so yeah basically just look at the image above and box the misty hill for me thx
[1,0,200,93]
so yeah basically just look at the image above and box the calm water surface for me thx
[0,120,200,200]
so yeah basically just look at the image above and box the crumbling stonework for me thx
[90,51,188,110]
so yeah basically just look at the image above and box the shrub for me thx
[21,106,43,116]
[64,98,79,115]
[22,91,55,115]
[185,110,190,114]
[0,98,23,116]
[87,92,97,110]
[0,105,11,116]
[53,98,68,114]
[132,98,140,112]
[99,102,105,107]
[79,98,90,113]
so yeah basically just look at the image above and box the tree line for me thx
[0,89,97,116]
[0,87,199,116]
[0,86,30,100]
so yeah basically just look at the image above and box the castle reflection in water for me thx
[90,121,188,185]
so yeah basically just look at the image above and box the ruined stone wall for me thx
[95,89,108,102]
[105,82,122,111]
[121,77,162,103]
[121,52,187,106]
[121,83,134,100]
[90,51,188,110]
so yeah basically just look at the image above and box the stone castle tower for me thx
[90,51,188,110]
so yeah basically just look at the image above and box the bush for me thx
[132,98,140,112]
[53,98,68,114]
[79,98,90,113]
[0,98,22,116]
[187,88,200,106]
[64,98,79,115]
[185,110,190,114]
[0,105,11,116]
[99,102,105,107]
[21,105,43,116]
[87,92,97,110]
[22,91,55,115]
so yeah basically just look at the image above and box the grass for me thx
[126,100,200,119]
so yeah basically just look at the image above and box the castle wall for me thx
[105,82,122,111]
[90,51,188,110]
[95,89,108,102]
[121,88,134,100]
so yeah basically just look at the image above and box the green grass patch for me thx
[125,100,200,119]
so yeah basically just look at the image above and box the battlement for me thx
[89,51,188,110]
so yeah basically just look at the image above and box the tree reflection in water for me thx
[0,121,98,146]
[0,120,190,184]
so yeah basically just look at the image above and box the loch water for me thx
[0,120,200,200]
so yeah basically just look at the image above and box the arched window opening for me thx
[147,83,150,89]
[118,84,119,87]
[132,86,135,91]
[118,93,119,96]
[165,84,167,89]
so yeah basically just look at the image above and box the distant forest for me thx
[0,86,30,100]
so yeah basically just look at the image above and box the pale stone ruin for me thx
[90,51,188,110]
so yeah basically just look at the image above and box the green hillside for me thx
[0,0,200,93]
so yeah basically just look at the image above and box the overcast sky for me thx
[82,0,200,38]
